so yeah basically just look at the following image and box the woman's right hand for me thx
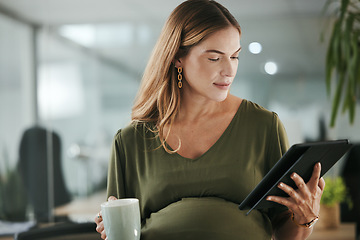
[95,196,118,239]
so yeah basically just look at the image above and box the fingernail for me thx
[278,183,283,188]
[266,196,272,201]
[108,196,116,201]
[291,172,296,178]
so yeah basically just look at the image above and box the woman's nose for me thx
[221,60,237,77]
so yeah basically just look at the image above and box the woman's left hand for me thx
[266,162,325,225]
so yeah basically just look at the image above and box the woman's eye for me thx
[208,58,219,62]
[231,56,239,60]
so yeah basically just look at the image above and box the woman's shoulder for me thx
[239,99,280,124]
[227,95,274,116]
[115,121,156,141]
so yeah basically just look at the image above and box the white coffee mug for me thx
[101,198,141,240]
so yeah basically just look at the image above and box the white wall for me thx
[0,14,35,173]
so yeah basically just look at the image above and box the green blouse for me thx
[107,99,289,240]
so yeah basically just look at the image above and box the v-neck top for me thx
[107,99,289,240]
[166,100,242,161]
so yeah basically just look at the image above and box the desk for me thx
[56,190,355,239]
[1,223,355,240]
[1,191,356,240]
[54,190,106,222]
[0,236,13,240]
[0,190,107,240]
[0,223,355,240]
[309,223,356,240]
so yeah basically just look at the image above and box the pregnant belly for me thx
[141,197,272,240]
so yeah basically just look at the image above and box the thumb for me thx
[108,196,117,201]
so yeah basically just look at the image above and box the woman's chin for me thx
[212,91,230,102]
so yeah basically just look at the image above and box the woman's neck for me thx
[177,94,234,123]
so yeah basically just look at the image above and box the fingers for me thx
[278,182,298,199]
[95,213,107,239]
[318,177,325,192]
[95,212,104,232]
[290,172,307,192]
[267,172,309,208]
[267,164,324,225]
[108,196,117,201]
[95,197,117,233]
[95,211,102,224]
[101,229,107,240]
[289,162,321,193]
[266,194,293,209]
[97,223,105,235]
[308,162,321,190]
[267,182,304,210]
[95,196,116,239]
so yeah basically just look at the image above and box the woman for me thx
[95,0,324,239]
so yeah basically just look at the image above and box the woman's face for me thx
[178,26,241,103]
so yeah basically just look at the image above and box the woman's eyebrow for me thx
[205,49,225,54]
[205,47,242,55]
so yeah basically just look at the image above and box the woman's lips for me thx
[213,82,231,90]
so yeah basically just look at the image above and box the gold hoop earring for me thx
[177,67,183,89]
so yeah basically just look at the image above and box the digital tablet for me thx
[238,139,352,215]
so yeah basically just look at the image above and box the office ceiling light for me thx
[59,24,96,47]
[248,42,262,54]
[38,63,85,119]
[264,61,278,75]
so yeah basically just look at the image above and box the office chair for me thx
[15,222,99,240]
[18,126,71,223]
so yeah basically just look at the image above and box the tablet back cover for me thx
[238,140,352,215]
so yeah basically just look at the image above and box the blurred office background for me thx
[0,0,359,227]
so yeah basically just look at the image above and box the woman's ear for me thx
[174,59,182,68]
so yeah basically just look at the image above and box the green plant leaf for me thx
[334,24,343,72]
[349,0,360,12]
[321,177,349,206]
[353,31,360,98]
[340,0,350,21]
[324,0,359,127]
[356,44,360,98]
[343,79,355,122]
[331,71,346,127]
[326,20,341,95]
[349,31,358,123]
[342,83,350,114]
[321,0,339,42]
[325,43,334,95]
[341,14,354,115]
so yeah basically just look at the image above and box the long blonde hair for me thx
[131,0,241,152]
